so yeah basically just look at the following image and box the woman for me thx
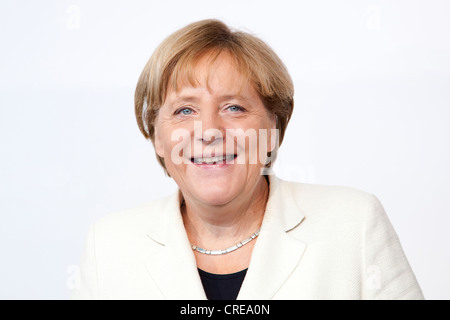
[72,19,424,300]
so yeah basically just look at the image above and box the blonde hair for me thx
[135,19,294,173]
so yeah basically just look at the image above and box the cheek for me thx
[224,119,271,165]
[155,123,194,163]
[154,122,177,159]
[154,128,165,158]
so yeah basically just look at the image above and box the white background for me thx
[0,0,449,299]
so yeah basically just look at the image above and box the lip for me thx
[190,154,238,167]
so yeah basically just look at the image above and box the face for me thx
[154,52,276,207]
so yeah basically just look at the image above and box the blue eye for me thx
[176,108,193,115]
[228,105,244,112]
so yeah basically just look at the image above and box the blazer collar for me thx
[144,190,207,299]
[237,175,307,299]
[144,175,307,300]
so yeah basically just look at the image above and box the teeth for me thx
[193,155,235,164]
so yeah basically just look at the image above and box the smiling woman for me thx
[154,51,276,212]
[71,19,424,300]
[134,19,293,176]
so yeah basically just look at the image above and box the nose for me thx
[194,111,225,145]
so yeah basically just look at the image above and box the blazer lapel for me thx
[144,192,207,300]
[143,176,307,300]
[237,176,307,300]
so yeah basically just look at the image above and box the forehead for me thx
[167,50,252,99]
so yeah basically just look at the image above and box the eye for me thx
[226,105,245,112]
[175,107,194,115]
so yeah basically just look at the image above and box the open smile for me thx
[190,154,237,165]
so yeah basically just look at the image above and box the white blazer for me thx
[71,175,424,300]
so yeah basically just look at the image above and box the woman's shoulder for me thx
[92,194,175,236]
[279,177,378,202]
[276,177,383,219]
[276,177,394,244]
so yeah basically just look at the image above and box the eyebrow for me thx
[171,93,252,106]
[172,95,200,104]
[218,94,250,102]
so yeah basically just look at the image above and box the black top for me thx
[198,268,247,300]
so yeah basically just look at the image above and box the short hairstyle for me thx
[135,19,294,174]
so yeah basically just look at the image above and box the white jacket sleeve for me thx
[362,194,424,299]
[71,224,99,300]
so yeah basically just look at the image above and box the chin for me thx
[189,181,238,206]
[169,162,254,206]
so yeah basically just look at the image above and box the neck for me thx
[181,176,269,248]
